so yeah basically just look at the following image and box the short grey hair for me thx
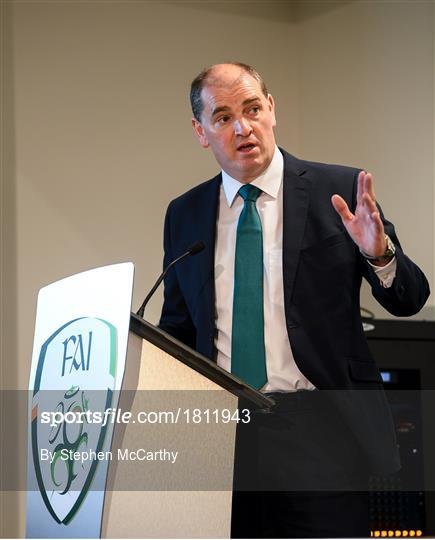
[190,62,269,121]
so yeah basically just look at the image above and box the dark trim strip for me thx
[364,319,435,341]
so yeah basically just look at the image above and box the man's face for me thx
[192,65,277,183]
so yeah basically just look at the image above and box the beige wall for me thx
[4,0,300,391]
[1,0,433,536]
[296,0,434,318]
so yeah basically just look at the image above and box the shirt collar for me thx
[221,145,284,207]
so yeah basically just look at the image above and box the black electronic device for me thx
[366,318,435,537]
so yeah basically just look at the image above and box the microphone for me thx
[136,241,205,318]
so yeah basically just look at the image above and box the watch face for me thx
[360,235,395,261]
[378,235,396,262]
[385,236,396,257]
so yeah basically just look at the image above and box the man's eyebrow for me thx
[242,97,261,107]
[211,105,231,118]
[211,97,261,119]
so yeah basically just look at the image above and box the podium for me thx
[102,314,273,538]
[26,264,273,539]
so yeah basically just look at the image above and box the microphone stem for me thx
[136,250,190,318]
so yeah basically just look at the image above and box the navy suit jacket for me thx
[159,148,430,474]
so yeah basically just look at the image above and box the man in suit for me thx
[158,62,430,537]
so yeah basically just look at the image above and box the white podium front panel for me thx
[26,263,133,538]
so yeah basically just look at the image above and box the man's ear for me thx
[192,118,209,148]
[267,94,277,129]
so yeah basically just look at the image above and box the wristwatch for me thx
[360,235,396,264]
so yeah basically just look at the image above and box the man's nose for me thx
[234,117,252,136]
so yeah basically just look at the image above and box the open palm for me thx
[331,171,387,258]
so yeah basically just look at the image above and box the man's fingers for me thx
[357,171,376,206]
[362,192,379,217]
[370,209,385,235]
[356,171,365,205]
[363,172,376,201]
[331,194,353,222]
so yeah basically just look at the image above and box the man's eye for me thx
[218,115,230,124]
[250,106,260,115]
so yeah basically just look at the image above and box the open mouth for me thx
[237,143,256,153]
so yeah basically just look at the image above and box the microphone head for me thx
[188,241,205,255]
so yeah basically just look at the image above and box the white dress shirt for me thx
[214,146,396,392]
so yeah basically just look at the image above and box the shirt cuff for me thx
[367,257,397,288]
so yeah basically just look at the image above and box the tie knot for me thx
[239,184,262,202]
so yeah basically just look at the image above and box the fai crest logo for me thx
[31,317,117,524]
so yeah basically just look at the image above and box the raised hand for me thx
[331,171,387,258]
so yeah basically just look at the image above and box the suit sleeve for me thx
[351,171,431,316]
[157,201,197,348]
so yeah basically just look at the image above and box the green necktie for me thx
[231,184,267,389]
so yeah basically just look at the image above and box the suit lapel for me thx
[282,150,312,313]
[198,174,221,334]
